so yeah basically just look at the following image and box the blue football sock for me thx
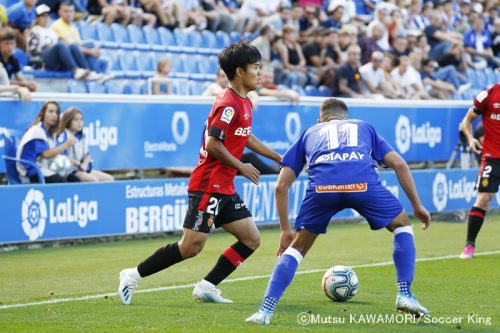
[393,226,415,297]
[260,247,303,313]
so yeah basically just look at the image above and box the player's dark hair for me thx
[218,41,261,81]
[320,98,348,121]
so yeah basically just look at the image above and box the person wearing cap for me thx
[0,27,37,91]
[321,3,343,30]
[26,4,102,80]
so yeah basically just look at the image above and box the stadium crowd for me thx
[0,0,498,99]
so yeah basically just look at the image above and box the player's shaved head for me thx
[320,98,348,122]
[218,41,262,81]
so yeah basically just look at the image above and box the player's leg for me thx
[192,193,255,303]
[460,158,499,259]
[118,192,211,305]
[386,212,429,317]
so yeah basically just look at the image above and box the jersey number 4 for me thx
[320,123,359,149]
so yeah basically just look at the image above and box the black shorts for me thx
[475,158,500,193]
[183,191,252,233]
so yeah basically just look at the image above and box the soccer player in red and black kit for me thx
[118,42,282,304]
[459,78,500,259]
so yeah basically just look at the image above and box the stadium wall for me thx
[2,170,500,245]
[0,94,470,173]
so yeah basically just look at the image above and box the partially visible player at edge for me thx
[246,98,431,325]
[118,41,282,304]
[459,76,500,259]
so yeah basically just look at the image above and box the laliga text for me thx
[296,312,492,326]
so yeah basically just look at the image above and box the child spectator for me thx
[16,101,77,183]
[57,107,114,182]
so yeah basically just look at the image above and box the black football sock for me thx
[466,207,486,246]
[204,241,254,286]
[137,242,183,278]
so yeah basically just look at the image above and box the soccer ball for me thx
[48,155,71,177]
[322,265,359,302]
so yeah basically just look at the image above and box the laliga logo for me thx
[84,120,118,152]
[172,111,190,145]
[395,115,411,154]
[285,113,301,142]
[21,189,47,241]
[432,173,448,212]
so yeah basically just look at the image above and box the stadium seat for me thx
[466,68,480,89]
[111,23,134,49]
[2,130,44,185]
[87,81,106,94]
[242,32,255,41]
[292,85,306,96]
[169,54,185,73]
[173,28,188,47]
[123,80,147,94]
[305,85,319,96]
[170,79,189,95]
[127,24,149,50]
[198,55,218,75]
[181,54,199,74]
[187,30,203,48]
[474,69,487,87]
[158,27,176,46]
[136,52,155,72]
[483,67,496,85]
[143,26,166,51]
[215,31,230,49]
[201,30,217,49]
[67,80,88,93]
[77,20,97,41]
[187,80,205,95]
[229,31,241,43]
[117,51,140,78]
[96,22,118,49]
[318,85,332,97]
[105,80,125,94]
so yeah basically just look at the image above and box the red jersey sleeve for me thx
[208,104,240,140]
[473,87,491,114]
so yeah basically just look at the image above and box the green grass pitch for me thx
[0,216,499,333]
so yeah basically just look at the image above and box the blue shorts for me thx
[294,183,403,234]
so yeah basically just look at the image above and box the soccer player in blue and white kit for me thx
[246,98,431,325]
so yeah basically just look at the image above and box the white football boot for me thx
[118,268,141,305]
[245,309,273,325]
[192,280,233,303]
[396,293,430,317]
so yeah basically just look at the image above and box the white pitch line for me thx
[1,250,499,310]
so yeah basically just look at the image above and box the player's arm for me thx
[205,136,260,185]
[382,151,431,230]
[275,166,296,255]
[459,107,482,155]
[246,134,282,164]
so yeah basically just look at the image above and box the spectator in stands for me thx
[251,24,275,64]
[177,0,208,31]
[278,26,314,87]
[238,0,281,33]
[380,51,404,99]
[16,101,77,183]
[425,10,462,60]
[463,16,500,68]
[332,44,364,98]
[7,0,36,50]
[407,0,429,32]
[138,0,172,28]
[302,27,335,87]
[202,67,229,96]
[0,62,31,101]
[390,34,409,58]
[359,51,386,99]
[321,3,343,30]
[367,6,391,51]
[152,58,172,95]
[0,5,7,26]
[26,4,102,80]
[492,18,500,57]
[298,4,320,43]
[264,2,292,32]
[452,0,472,33]
[0,27,37,91]
[358,21,385,64]
[390,55,430,99]
[323,27,341,69]
[249,64,299,103]
[86,0,132,26]
[201,0,235,33]
[56,107,114,182]
[419,58,455,99]
[336,25,356,62]
[414,33,430,58]
[51,2,107,74]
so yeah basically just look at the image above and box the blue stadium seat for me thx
[143,26,167,51]
[187,80,205,95]
[127,24,149,50]
[187,30,203,48]
[173,28,189,46]
[474,69,487,87]
[229,31,241,43]
[198,55,218,75]
[96,22,118,49]
[123,80,146,94]
[305,85,319,96]
[242,32,255,41]
[215,31,230,49]
[169,54,185,73]
[77,20,97,41]
[158,27,175,46]
[67,80,88,93]
[87,81,106,94]
[170,79,189,95]
[292,85,306,96]
[105,80,125,94]
[466,69,480,89]
[201,30,217,49]
[136,52,155,71]
[117,51,141,79]
[1,130,44,185]
[483,67,496,85]
[181,54,199,74]
[318,85,332,97]
[111,23,134,49]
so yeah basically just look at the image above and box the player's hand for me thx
[239,163,260,185]
[414,205,431,230]
[277,229,293,256]
[468,138,482,155]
